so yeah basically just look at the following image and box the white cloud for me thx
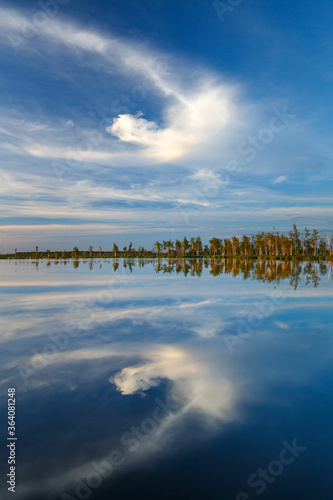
[110,344,236,423]
[275,321,289,329]
[273,175,287,183]
[107,82,242,162]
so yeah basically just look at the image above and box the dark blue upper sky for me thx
[0,0,332,250]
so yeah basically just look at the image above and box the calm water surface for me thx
[1,259,333,500]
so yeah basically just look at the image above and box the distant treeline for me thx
[1,225,333,260]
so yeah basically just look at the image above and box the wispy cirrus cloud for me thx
[0,7,249,166]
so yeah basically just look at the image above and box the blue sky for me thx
[0,0,332,251]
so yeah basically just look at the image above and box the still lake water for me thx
[1,259,333,500]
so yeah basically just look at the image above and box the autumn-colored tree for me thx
[231,236,239,257]
[289,224,301,256]
[311,229,319,256]
[195,236,202,256]
[154,241,161,257]
[72,246,79,259]
[181,236,189,257]
[240,235,251,256]
[209,237,222,256]
[175,240,181,256]
[190,237,196,255]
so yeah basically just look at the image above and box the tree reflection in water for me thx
[30,257,331,289]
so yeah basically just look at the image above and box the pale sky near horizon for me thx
[0,0,332,251]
